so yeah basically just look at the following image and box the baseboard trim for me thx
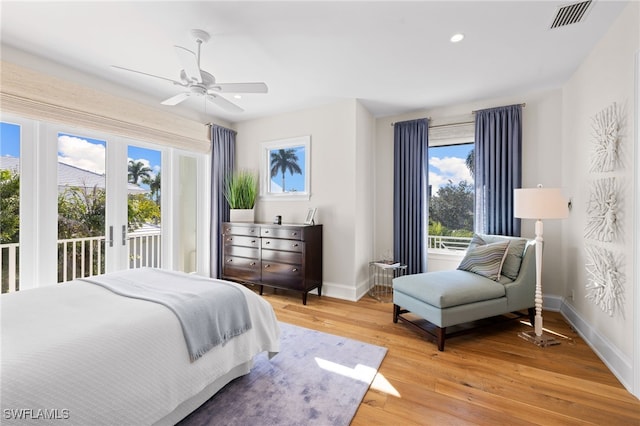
[553,297,634,396]
[305,280,366,302]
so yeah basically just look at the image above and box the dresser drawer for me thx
[223,245,259,259]
[261,262,304,289]
[261,249,302,265]
[261,227,303,240]
[261,238,303,252]
[223,224,260,237]
[222,256,260,282]
[224,235,259,248]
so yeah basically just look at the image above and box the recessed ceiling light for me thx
[450,33,465,43]
[233,95,242,99]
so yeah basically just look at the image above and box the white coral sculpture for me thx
[590,103,619,173]
[585,177,619,242]
[585,245,624,317]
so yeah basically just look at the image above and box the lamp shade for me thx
[514,186,569,220]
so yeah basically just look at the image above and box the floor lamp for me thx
[514,185,569,347]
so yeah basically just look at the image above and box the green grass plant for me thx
[224,170,258,209]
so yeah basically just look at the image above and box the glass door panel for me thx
[57,132,107,282]
[1,122,21,292]
[127,145,162,269]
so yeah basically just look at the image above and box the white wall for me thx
[560,1,639,395]
[354,102,376,296]
[373,89,566,294]
[232,99,373,300]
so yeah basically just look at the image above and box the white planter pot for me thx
[230,208,255,223]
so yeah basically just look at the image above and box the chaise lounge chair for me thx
[392,234,536,351]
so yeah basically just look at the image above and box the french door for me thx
[56,127,163,279]
[1,114,207,292]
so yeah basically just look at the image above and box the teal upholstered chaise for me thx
[392,234,536,351]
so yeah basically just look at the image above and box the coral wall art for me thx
[584,177,619,243]
[585,245,624,317]
[589,102,619,173]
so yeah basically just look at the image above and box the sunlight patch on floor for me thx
[314,357,377,383]
[370,372,401,397]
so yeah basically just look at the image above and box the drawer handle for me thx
[291,232,298,236]
[264,230,270,234]
[292,268,298,272]
[251,240,256,244]
[250,262,256,266]
[226,237,233,242]
[250,229,255,233]
[227,259,233,263]
[292,243,299,248]
[265,241,271,245]
[264,264,271,269]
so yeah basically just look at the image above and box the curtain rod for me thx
[389,102,526,126]
[389,118,474,128]
[472,102,526,113]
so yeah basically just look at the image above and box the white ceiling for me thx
[0,1,628,124]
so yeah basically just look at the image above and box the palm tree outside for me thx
[142,172,161,205]
[128,160,152,184]
[270,149,302,192]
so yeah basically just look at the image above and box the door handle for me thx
[108,226,114,247]
[122,225,127,246]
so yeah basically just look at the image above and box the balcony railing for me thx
[427,235,472,251]
[3,232,467,293]
[1,230,161,293]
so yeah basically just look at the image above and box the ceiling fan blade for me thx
[211,82,268,94]
[174,46,202,83]
[111,65,184,86]
[205,93,244,113]
[161,92,192,106]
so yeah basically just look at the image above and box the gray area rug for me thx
[178,322,387,426]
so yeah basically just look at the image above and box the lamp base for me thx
[518,330,561,347]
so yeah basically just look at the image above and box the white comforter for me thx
[0,275,280,425]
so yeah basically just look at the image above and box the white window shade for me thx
[428,114,475,147]
[0,61,210,153]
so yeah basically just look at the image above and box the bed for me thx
[0,268,280,425]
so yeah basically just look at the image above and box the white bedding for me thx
[0,274,280,425]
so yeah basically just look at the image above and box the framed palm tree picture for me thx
[260,135,310,200]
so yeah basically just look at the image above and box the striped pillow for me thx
[457,240,510,281]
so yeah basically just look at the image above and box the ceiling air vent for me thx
[550,0,593,29]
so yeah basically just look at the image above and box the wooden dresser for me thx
[222,222,323,305]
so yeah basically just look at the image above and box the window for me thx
[1,122,21,292]
[428,143,474,250]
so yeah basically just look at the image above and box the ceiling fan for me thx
[112,29,267,113]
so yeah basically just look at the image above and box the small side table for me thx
[368,261,407,302]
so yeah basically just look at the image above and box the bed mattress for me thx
[0,272,280,425]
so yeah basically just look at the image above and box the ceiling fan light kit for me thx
[112,29,267,113]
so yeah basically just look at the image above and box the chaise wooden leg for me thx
[393,304,400,323]
[436,326,446,351]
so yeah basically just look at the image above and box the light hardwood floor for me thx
[256,288,640,425]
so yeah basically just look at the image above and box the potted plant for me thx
[224,170,258,222]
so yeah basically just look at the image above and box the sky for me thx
[428,143,474,195]
[1,122,161,189]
